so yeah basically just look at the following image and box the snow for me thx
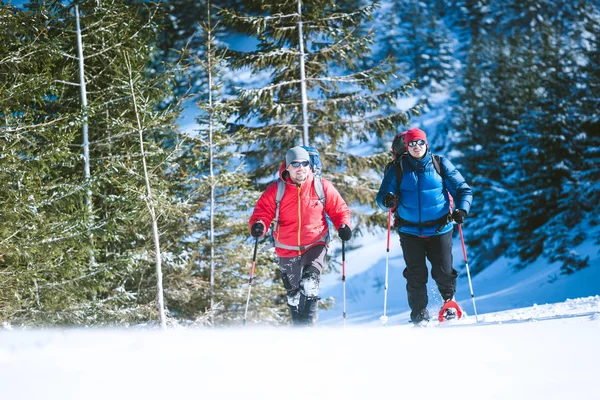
[1,225,598,399]
[1,297,599,399]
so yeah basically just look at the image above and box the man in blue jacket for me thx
[376,128,473,324]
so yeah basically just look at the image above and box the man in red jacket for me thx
[249,146,352,326]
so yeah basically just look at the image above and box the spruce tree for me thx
[162,3,287,325]
[0,0,190,326]
[450,0,600,274]
[220,0,419,230]
[378,0,458,94]
[0,1,90,324]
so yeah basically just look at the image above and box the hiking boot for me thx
[410,309,430,325]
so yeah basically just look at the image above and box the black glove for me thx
[338,224,352,241]
[382,193,398,209]
[452,209,467,224]
[251,222,265,238]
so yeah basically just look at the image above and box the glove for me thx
[382,193,398,208]
[452,209,467,224]
[251,222,265,238]
[338,224,352,241]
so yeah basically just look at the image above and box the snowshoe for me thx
[438,299,463,322]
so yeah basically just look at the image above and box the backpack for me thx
[271,146,330,250]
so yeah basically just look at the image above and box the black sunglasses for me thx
[408,139,426,147]
[290,160,310,168]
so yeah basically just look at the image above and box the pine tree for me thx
[450,0,599,274]
[149,0,247,100]
[0,0,190,326]
[576,2,600,253]
[378,1,458,94]
[0,1,91,324]
[160,2,287,325]
[220,0,419,230]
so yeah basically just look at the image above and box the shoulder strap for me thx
[273,180,286,234]
[432,154,444,179]
[393,155,405,191]
[394,154,444,187]
[432,154,454,212]
[313,175,326,209]
[274,175,326,226]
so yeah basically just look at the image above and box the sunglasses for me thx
[408,139,426,147]
[290,160,310,168]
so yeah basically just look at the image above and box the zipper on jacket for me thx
[417,170,422,236]
[297,185,302,256]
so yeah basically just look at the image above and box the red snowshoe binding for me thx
[438,299,463,322]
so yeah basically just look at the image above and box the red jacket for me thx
[249,164,351,258]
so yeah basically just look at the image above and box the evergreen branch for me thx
[216,7,298,35]
[60,51,79,60]
[3,116,69,133]
[310,3,378,25]
[54,79,80,87]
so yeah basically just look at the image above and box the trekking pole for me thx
[458,224,479,323]
[342,239,347,327]
[380,208,392,325]
[243,237,259,326]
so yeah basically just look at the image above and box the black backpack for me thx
[384,132,407,175]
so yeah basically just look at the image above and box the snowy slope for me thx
[1,297,599,400]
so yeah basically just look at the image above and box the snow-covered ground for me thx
[1,225,598,400]
[1,297,599,400]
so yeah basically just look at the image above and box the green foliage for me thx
[449,0,600,273]
[220,0,419,226]
[0,0,190,326]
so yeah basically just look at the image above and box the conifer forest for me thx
[1,0,598,327]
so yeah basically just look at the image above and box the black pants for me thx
[400,231,457,314]
[278,245,327,326]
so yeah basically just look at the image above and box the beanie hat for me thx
[286,146,310,167]
[404,128,427,148]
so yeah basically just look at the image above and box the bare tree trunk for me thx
[207,0,216,327]
[297,0,310,146]
[75,4,95,267]
[125,56,167,330]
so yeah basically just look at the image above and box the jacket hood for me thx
[408,150,432,171]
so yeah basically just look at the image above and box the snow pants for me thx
[399,231,457,318]
[278,245,327,326]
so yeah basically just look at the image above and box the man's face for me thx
[407,139,427,160]
[286,159,310,184]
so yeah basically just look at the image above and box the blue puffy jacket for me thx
[376,151,472,236]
